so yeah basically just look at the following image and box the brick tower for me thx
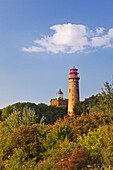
[50,89,68,107]
[68,67,80,116]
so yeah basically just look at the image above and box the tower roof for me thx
[57,89,63,94]
[70,66,78,71]
[68,66,80,79]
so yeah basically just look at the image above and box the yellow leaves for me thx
[77,124,113,163]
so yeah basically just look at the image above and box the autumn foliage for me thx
[2,124,46,161]
[11,125,42,159]
[0,82,113,169]
[53,147,89,169]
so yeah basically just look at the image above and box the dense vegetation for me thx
[0,82,113,169]
[1,103,67,124]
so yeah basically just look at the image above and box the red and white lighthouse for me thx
[68,66,80,115]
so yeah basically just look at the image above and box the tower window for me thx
[69,89,71,93]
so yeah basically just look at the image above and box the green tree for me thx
[74,95,99,115]
[2,105,12,120]
[89,81,113,114]
[1,102,67,125]
[4,148,25,170]
[3,107,38,133]
[77,125,113,169]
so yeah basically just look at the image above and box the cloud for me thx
[91,28,113,47]
[22,23,113,54]
[95,27,105,36]
[22,46,45,52]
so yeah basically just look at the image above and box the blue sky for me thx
[0,0,113,108]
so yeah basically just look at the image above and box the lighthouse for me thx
[68,66,80,116]
[50,89,68,107]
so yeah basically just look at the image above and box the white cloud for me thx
[22,46,45,52]
[91,35,109,47]
[95,27,105,36]
[22,23,113,54]
[91,28,113,47]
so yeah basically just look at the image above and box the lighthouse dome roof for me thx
[57,89,63,94]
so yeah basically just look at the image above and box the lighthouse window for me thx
[69,89,71,93]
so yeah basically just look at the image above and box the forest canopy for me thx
[0,81,113,169]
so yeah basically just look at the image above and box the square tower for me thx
[50,89,68,107]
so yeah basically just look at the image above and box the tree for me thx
[2,124,45,161]
[2,105,12,120]
[3,107,38,133]
[74,81,113,116]
[73,95,99,115]
[77,125,113,168]
[4,148,25,170]
[1,102,67,125]
[53,147,89,169]
[89,81,113,114]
